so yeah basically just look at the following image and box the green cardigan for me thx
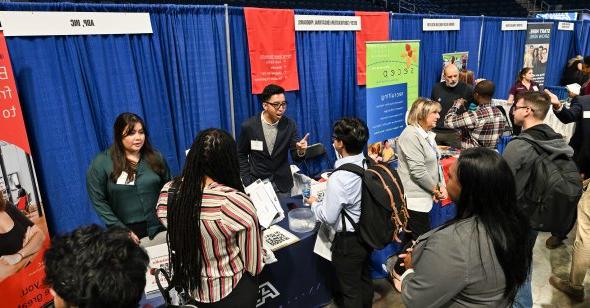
[86,148,171,238]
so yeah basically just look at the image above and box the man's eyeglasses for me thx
[331,135,339,141]
[514,104,534,112]
[265,101,287,110]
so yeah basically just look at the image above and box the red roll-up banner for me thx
[355,12,390,86]
[244,7,299,94]
[0,31,53,307]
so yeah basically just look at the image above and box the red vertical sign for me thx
[244,8,299,94]
[356,12,390,86]
[0,31,53,307]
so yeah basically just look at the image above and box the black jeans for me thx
[195,274,258,308]
[332,232,373,308]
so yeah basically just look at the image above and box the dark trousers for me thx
[195,274,258,308]
[407,210,431,240]
[332,232,373,308]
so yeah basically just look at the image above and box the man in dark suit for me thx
[238,84,308,196]
[547,89,590,249]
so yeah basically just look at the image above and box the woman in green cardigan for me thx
[86,112,170,246]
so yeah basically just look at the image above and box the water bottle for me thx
[302,180,311,203]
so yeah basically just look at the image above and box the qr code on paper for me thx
[265,231,290,247]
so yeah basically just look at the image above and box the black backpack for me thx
[334,160,408,249]
[513,137,582,233]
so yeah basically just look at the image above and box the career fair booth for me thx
[0,1,586,306]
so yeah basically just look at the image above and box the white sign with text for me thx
[0,11,152,36]
[423,19,460,31]
[295,15,361,31]
[501,20,527,31]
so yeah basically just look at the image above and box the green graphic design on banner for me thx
[365,41,419,144]
[366,41,419,108]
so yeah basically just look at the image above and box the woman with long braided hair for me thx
[156,128,262,307]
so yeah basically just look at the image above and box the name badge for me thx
[116,171,135,185]
[584,111,590,119]
[532,86,539,91]
[251,140,264,151]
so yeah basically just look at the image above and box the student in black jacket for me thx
[237,84,308,196]
[547,89,590,249]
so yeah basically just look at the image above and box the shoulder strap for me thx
[334,162,365,177]
[513,136,545,155]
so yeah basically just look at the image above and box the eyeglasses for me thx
[265,101,288,110]
[514,104,534,112]
[331,135,339,141]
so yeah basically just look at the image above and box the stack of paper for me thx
[245,179,285,228]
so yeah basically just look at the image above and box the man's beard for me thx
[445,80,458,88]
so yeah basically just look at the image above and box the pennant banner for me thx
[244,8,299,94]
[523,23,552,86]
[0,31,53,307]
[355,11,389,86]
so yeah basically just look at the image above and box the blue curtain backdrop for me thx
[0,3,588,235]
[0,2,231,234]
[390,14,483,98]
[230,8,363,176]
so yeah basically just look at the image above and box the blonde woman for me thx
[396,98,447,240]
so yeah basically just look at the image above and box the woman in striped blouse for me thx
[157,128,263,307]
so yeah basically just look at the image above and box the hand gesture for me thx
[544,89,561,109]
[296,133,309,152]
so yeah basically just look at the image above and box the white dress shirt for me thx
[311,153,365,232]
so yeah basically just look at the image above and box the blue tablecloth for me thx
[140,197,333,308]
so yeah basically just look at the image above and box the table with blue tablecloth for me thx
[140,196,333,308]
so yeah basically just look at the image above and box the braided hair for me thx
[167,128,244,293]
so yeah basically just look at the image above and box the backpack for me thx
[513,137,582,233]
[334,160,409,249]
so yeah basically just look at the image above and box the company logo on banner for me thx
[0,31,53,307]
[423,19,460,31]
[244,8,299,94]
[294,15,361,31]
[355,11,389,86]
[523,23,552,86]
[366,41,419,146]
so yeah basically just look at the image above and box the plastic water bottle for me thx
[302,180,311,202]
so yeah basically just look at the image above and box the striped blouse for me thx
[157,181,263,303]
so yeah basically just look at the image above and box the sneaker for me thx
[549,275,584,302]
[545,236,564,249]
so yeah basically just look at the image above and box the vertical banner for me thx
[355,12,389,86]
[0,31,53,307]
[244,8,299,94]
[366,41,419,146]
[523,23,552,86]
